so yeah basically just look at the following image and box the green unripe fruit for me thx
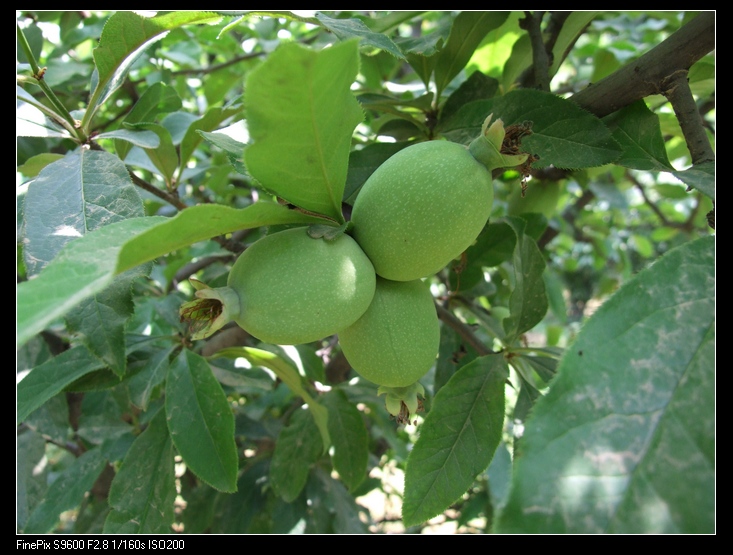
[181,227,376,345]
[507,181,562,219]
[338,277,440,388]
[229,227,376,345]
[351,140,493,282]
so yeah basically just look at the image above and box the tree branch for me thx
[571,11,715,118]
[661,70,715,164]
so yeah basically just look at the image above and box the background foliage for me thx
[17,10,714,534]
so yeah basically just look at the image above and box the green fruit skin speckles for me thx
[338,277,440,388]
[228,227,376,345]
[350,140,494,281]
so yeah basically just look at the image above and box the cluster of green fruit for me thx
[180,115,529,419]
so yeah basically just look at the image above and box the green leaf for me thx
[127,346,176,411]
[315,12,405,59]
[244,39,364,222]
[495,235,715,533]
[308,466,370,533]
[441,70,499,122]
[114,82,182,160]
[22,148,144,277]
[672,161,715,200]
[104,409,176,533]
[323,390,369,491]
[86,11,221,128]
[502,216,549,342]
[402,354,508,527]
[17,429,48,531]
[198,130,247,175]
[603,100,675,171]
[165,349,238,492]
[270,407,323,502]
[23,448,107,534]
[17,346,107,424]
[178,105,242,176]
[97,128,160,149]
[213,460,269,533]
[549,12,602,77]
[17,202,331,349]
[65,267,149,377]
[17,153,65,178]
[434,12,509,100]
[212,346,331,451]
[127,122,179,186]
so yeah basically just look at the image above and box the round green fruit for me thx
[181,226,377,345]
[506,181,561,219]
[228,227,376,345]
[350,140,494,282]
[338,277,440,388]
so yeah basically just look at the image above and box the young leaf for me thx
[17,202,331,349]
[22,148,144,277]
[244,39,363,222]
[495,235,715,533]
[104,409,177,533]
[270,407,323,502]
[322,389,369,491]
[165,350,238,493]
[402,354,508,527]
[23,448,107,534]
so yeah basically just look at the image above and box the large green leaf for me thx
[23,448,108,534]
[495,235,715,533]
[17,202,330,349]
[402,354,508,527]
[166,350,238,493]
[244,39,364,222]
[104,409,177,533]
[22,148,144,277]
